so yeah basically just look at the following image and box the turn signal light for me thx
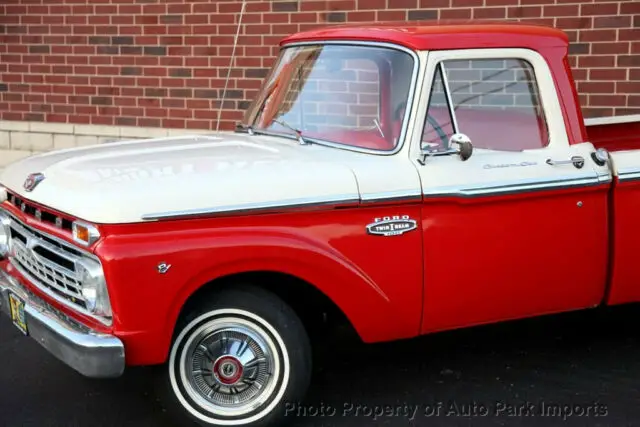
[72,221,100,246]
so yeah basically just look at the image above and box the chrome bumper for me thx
[0,266,125,378]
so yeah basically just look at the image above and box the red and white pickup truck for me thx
[0,21,639,427]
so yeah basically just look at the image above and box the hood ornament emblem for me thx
[23,173,45,192]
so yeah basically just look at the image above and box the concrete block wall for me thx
[0,121,213,172]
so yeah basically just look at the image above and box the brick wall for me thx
[0,0,638,141]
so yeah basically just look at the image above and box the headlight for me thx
[76,258,112,318]
[0,212,9,259]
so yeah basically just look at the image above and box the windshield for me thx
[241,44,416,152]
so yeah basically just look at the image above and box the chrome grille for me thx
[6,191,74,232]
[6,213,88,310]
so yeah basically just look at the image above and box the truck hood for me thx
[0,133,361,224]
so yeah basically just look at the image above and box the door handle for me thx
[546,156,585,169]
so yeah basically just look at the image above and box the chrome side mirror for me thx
[449,133,473,161]
[417,133,473,165]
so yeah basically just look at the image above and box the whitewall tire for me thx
[161,286,312,427]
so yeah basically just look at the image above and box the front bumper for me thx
[0,266,125,378]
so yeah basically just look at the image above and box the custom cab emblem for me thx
[366,215,417,236]
[23,173,45,192]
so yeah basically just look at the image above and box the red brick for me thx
[508,7,542,19]
[620,2,640,15]
[473,7,506,19]
[580,3,619,16]
[619,29,640,42]
[543,5,578,17]
[592,42,630,55]
[590,95,627,107]
[0,0,635,131]
[577,81,615,94]
[590,69,628,81]
[579,29,617,42]
[556,17,591,30]
[452,0,483,6]
[618,82,640,94]
[618,55,640,67]
[441,8,471,19]
[594,16,632,29]
[578,55,616,68]
[357,0,386,9]
[379,10,409,20]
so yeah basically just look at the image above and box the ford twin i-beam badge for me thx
[23,173,45,192]
[366,215,418,236]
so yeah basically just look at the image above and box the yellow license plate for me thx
[8,293,28,335]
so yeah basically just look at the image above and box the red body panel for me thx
[605,178,640,305]
[588,121,640,152]
[95,206,424,365]
[420,185,611,334]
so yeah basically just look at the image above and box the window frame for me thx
[411,48,570,158]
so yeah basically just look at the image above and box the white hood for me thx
[0,133,363,224]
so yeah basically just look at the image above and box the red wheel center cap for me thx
[213,356,243,385]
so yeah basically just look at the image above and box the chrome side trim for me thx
[257,40,421,156]
[0,267,125,378]
[617,169,640,183]
[360,190,422,204]
[142,193,361,221]
[585,114,640,127]
[423,174,609,198]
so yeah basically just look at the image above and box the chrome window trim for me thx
[246,40,421,157]
[439,61,459,135]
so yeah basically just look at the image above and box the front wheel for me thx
[163,286,312,427]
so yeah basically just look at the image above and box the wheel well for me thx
[177,271,362,344]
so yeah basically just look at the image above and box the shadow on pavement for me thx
[2,304,640,426]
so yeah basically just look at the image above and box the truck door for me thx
[412,48,612,334]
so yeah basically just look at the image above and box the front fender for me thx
[96,209,423,365]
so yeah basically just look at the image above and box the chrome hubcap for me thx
[179,318,280,418]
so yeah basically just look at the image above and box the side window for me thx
[423,58,549,151]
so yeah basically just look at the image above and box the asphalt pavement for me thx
[3,305,640,427]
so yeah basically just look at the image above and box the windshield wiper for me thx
[272,119,311,145]
[234,122,255,135]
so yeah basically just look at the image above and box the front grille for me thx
[6,213,88,310]
[6,191,74,232]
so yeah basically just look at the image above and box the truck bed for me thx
[584,115,640,308]
[586,115,640,153]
